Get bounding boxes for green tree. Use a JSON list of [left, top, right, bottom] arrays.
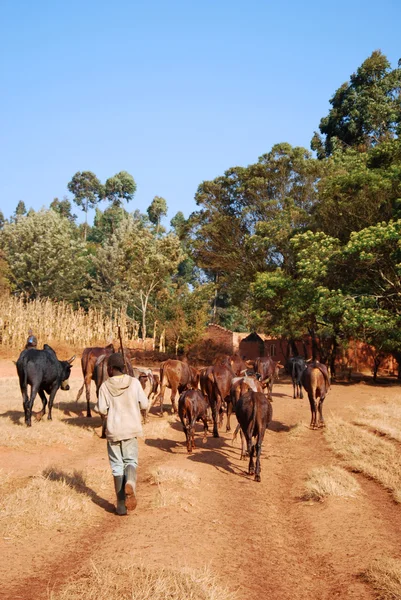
[[311, 51, 401, 158], [93, 215, 183, 339], [0, 211, 5, 230], [11, 201, 27, 222], [50, 197, 77, 223], [104, 171, 136, 207], [0, 209, 90, 304], [147, 196, 167, 234], [67, 171, 103, 240]]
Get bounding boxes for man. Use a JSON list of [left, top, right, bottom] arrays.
[[96, 352, 149, 516], [25, 329, 38, 350]]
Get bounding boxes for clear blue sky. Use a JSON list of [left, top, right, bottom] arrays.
[[1, 0, 400, 225]]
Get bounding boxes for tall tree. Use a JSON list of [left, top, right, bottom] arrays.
[[104, 171, 136, 207], [147, 196, 167, 234], [311, 51, 401, 158], [11, 201, 27, 222], [50, 197, 77, 223], [67, 171, 103, 240], [0, 209, 90, 304]]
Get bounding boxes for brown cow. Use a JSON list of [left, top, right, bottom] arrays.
[[301, 361, 330, 429], [229, 353, 248, 376], [157, 359, 199, 415], [178, 389, 209, 453], [253, 356, 282, 400], [227, 375, 263, 432], [200, 362, 234, 437], [233, 390, 272, 482], [76, 344, 115, 417]]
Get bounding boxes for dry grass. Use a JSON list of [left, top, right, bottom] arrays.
[[0, 294, 141, 351], [148, 465, 200, 508], [362, 557, 401, 600], [0, 467, 98, 538], [354, 403, 401, 444], [149, 465, 200, 488], [0, 415, 94, 448], [324, 418, 401, 502], [303, 466, 360, 501], [0, 468, 11, 489], [50, 562, 237, 600], [288, 421, 307, 439]]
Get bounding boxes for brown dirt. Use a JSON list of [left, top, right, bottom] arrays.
[[1, 367, 401, 599]]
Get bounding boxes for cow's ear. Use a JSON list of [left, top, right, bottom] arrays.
[[67, 355, 76, 364]]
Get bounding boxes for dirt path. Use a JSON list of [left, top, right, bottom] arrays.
[[1, 375, 401, 599]]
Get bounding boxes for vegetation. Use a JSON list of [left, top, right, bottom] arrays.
[[0, 50, 400, 361], [303, 466, 360, 501]]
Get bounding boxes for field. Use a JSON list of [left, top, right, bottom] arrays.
[[1, 359, 401, 599]]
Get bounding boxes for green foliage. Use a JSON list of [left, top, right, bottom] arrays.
[[312, 51, 401, 158], [0, 210, 90, 304], [50, 197, 77, 223], [104, 171, 136, 207], [147, 196, 167, 233], [67, 171, 103, 210]]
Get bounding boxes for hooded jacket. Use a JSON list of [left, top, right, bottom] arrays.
[[96, 375, 149, 442]]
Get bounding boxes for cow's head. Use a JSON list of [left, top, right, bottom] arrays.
[[60, 355, 75, 390]]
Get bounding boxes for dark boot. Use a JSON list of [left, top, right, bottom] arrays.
[[113, 475, 127, 516], [124, 465, 137, 511]]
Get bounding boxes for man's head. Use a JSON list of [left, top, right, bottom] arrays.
[[107, 353, 126, 377]]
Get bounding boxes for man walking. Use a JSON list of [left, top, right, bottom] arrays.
[[96, 352, 149, 515]]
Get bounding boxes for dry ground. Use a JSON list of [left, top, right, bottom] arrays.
[[1, 358, 401, 599]]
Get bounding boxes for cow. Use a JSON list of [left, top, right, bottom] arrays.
[[200, 362, 234, 437], [133, 367, 158, 423], [227, 375, 263, 432], [16, 345, 75, 427], [92, 351, 134, 438], [301, 361, 330, 429], [157, 359, 199, 415], [229, 353, 248, 376], [76, 343, 115, 418], [178, 389, 209, 453], [287, 356, 307, 399], [233, 390, 272, 482], [253, 357, 279, 399]]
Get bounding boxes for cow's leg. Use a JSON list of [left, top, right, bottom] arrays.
[[35, 389, 48, 421], [299, 382, 304, 399], [292, 379, 296, 399], [47, 383, 61, 421], [254, 440, 263, 482], [226, 400, 232, 432], [248, 438, 255, 476], [308, 394, 317, 429], [191, 418, 196, 450], [318, 396, 325, 427], [25, 385, 39, 427], [201, 413, 208, 442], [85, 378, 92, 418], [211, 399, 219, 438], [170, 385, 179, 414]]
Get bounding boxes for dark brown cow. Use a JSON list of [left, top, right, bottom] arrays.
[[93, 352, 134, 438], [76, 344, 115, 417], [227, 375, 263, 432], [253, 356, 281, 399], [229, 353, 248, 376], [200, 362, 234, 437], [178, 389, 209, 453], [233, 390, 272, 482], [157, 359, 199, 415], [133, 367, 159, 423], [301, 361, 330, 429]]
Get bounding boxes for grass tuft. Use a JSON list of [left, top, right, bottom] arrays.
[[362, 557, 401, 600], [49, 562, 237, 600], [149, 465, 200, 488], [324, 417, 401, 502], [303, 466, 360, 501]]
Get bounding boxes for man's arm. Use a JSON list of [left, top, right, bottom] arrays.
[[95, 384, 109, 416], [134, 379, 149, 411]]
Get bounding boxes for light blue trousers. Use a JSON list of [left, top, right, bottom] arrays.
[[107, 438, 138, 481]]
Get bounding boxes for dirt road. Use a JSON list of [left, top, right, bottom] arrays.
[[1, 366, 401, 599]]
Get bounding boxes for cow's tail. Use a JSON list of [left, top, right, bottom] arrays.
[[76, 383, 85, 402], [76, 351, 89, 402], [249, 395, 258, 439], [232, 423, 241, 445]]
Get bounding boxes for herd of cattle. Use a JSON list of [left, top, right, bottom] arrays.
[[15, 338, 331, 482]]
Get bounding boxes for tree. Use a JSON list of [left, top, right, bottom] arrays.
[[0, 211, 5, 230], [147, 196, 167, 234], [311, 51, 401, 158], [11, 201, 27, 222], [67, 171, 103, 240], [0, 209, 90, 304], [93, 215, 183, 339], [50, 197, 77, 223], [104, 171, 136, 207]]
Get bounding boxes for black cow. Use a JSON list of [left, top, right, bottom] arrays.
[[178, 389, 209, 453], [233, 390, 272, 482], [287, 356, 307, 399], [16, 345, 75, 427]]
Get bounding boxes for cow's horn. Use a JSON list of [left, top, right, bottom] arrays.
[[67, 355, 76, 364]]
